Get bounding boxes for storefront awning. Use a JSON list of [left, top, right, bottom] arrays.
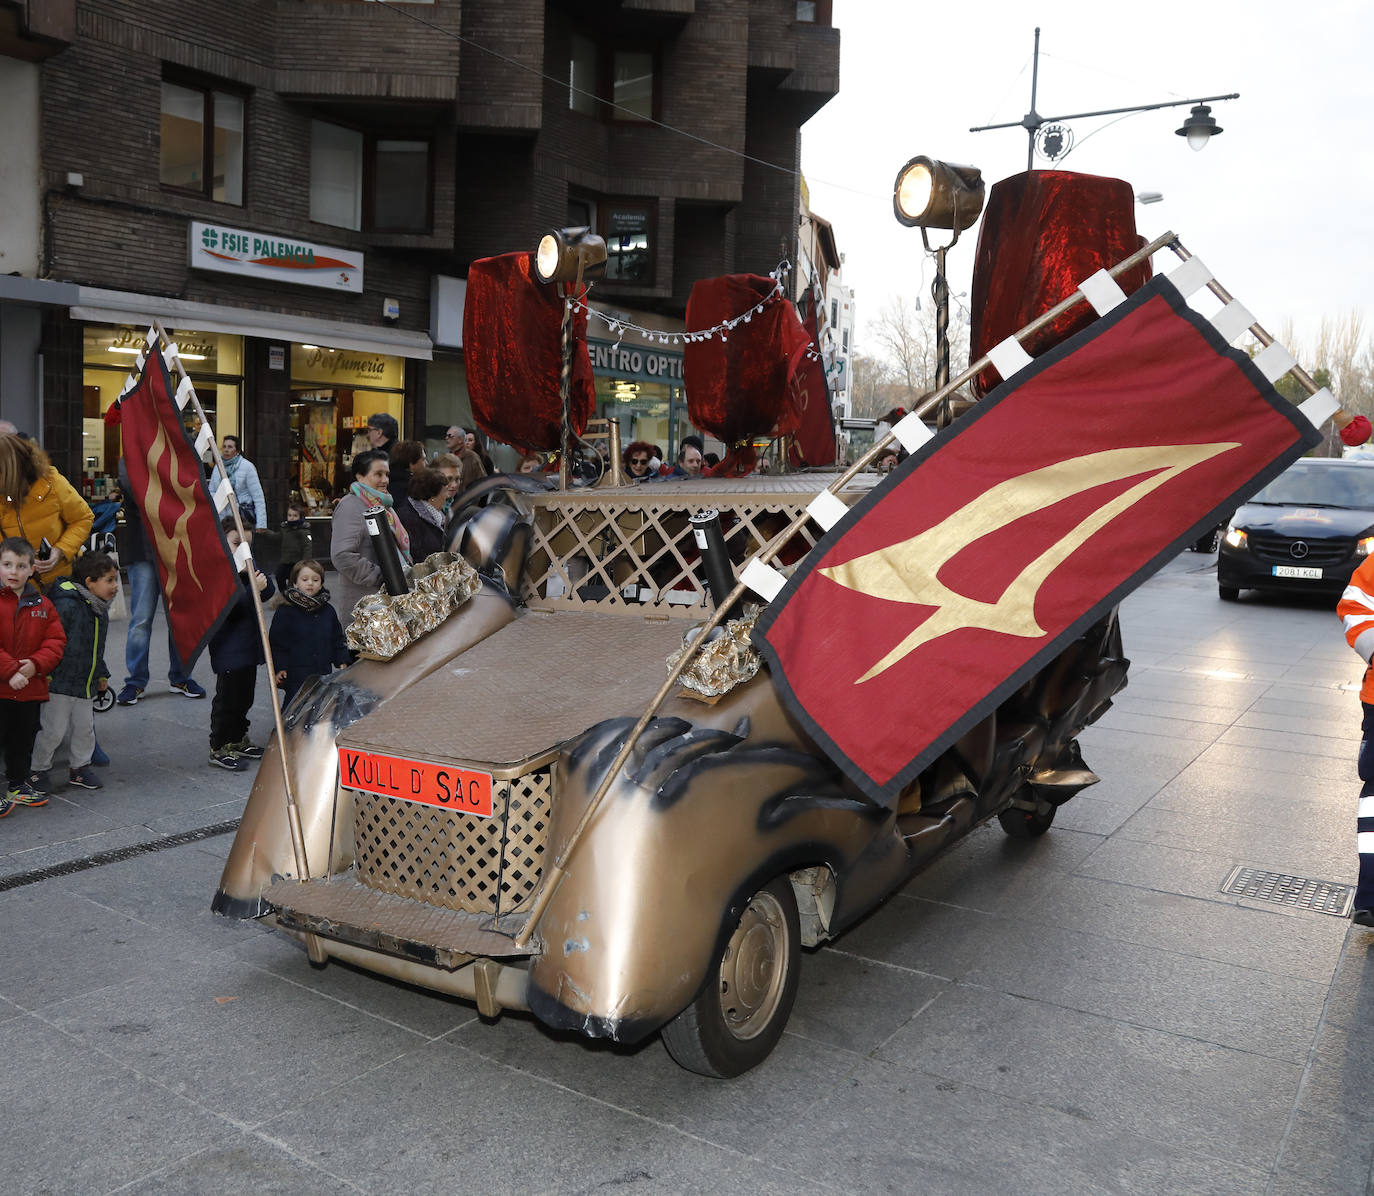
[[71, 287, 433, 360]]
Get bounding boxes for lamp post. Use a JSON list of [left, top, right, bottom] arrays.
[[533, 226, 607, 488], [971, 27, 1238, 169], [891, 157, 986, 417]]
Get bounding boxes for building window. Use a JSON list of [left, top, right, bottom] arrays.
[[796, 1, 817, 19], [842, 328, 849, 353], [569, 34, 598, 116], [309, 120, 431, 233], [568, 195, 596, 229], [310, 120, 363, 230], [160, 80, 244, 204], [604, 202, 653, 284], [372, 139, 430, 232], [830, 298, 838, 326], [612, 50, 654, 121]]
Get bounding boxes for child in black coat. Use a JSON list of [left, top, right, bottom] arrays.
[[208, 520, 274, 771], [269, 559, 351, 707]]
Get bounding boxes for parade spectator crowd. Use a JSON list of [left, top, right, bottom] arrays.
[[0, 416, 742, 813]]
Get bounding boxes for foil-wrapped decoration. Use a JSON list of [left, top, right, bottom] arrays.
[[667, 608, 762, 698], [346, 552, 481, 660]]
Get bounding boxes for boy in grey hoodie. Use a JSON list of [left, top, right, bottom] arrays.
[[30, 552, 118, 791]]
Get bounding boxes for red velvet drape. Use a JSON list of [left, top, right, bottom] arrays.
[[968, 170, 1152, 397], [463, 252, 596, 452]]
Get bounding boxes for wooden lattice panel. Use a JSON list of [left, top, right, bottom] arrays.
[[521, 494, 834, 618], [353, 767, 552, 915]]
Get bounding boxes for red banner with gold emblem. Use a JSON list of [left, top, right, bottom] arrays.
[[118, 350, 240, 666], [753, 277, 1322, 802]]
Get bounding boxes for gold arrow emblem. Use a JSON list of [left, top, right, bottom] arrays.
[[821, 442, 1238, 683]]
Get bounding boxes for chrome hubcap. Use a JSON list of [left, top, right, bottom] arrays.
[[718, 890, 787, 1040]]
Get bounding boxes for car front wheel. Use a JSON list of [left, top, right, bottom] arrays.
[[661, 876, 801, 1078]]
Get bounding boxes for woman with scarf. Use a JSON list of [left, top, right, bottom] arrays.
[[395, 467, 449, 562], [216, 436, 266, 530], [328, 450, 412, 619]]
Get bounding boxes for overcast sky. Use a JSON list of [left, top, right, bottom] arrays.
[[799, 0, 1374, 365]]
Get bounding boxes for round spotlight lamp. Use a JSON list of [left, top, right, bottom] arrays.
[[892, 157, 986, 232], [534, 226, 608, 285], [1175, 104, 1222, 151]]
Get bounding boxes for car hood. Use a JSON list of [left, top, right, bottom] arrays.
[[1234, 502, 1374, 539]]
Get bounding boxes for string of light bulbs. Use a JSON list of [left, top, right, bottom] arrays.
[[566, 263, 816, 356]]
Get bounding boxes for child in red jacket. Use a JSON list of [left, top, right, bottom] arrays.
[[0, 537, 67, 814]]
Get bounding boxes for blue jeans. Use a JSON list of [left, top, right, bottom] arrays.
[[123, 560, 191, 690]]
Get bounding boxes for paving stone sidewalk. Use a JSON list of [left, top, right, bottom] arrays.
[[2, 554, 1372, 1194]]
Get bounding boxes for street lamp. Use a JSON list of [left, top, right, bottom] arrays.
[[532, 226, 607, 488], [891, 157, 985, 401], [970, 28, 1238, 170]]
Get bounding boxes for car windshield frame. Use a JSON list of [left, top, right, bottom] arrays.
[[1246, 464, 1374, 510]]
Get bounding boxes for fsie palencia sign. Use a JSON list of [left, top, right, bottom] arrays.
[[188, 221, 364, 293]]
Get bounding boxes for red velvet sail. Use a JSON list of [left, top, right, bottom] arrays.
[[969, 170, 1152, 397], [463, 252, 596, 452]]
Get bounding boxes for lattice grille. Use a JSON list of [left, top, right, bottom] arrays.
[[353, 767, 552, 915], [522, 496, 826, 618]]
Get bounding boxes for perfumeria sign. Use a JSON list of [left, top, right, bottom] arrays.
[[188, 222, 364, 293]]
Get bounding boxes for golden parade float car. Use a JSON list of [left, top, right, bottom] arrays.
[[213, 467, 1127, 1077], [213, 166, 1335, 1076]]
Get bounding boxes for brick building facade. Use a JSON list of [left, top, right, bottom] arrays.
[[0, 0, 839, 517]]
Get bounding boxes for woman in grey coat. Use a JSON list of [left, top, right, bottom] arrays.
[[329, 450, 412, 619]]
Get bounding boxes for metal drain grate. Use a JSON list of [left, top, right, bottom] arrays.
[[1221, 865, 1354, 917], [0, 819, 241, 893]]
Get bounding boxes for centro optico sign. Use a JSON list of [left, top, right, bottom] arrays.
[[588, 338, 684, 384], [188, 221, 364, 293]]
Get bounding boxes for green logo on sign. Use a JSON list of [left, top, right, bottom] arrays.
[[201, 227, 218, 249]]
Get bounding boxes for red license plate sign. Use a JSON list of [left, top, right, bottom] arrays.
[[337, 747, 493, 817]]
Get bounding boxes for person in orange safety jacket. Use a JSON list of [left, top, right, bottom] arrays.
[[1336, 556, 1374, 926]]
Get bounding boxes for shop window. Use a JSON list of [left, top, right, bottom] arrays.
[[309, 120, 432, 233], [160, 79, 244, 204], [604, 202, 654, 285]]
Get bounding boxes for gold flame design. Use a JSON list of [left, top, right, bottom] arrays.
[[142, 418, 206, 603], [821, 442, 1239, 683]]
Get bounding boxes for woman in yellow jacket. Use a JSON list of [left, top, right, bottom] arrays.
[[0, 434, 93, 589]]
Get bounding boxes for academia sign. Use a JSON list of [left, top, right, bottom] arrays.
[[188, 221, 364, 293]]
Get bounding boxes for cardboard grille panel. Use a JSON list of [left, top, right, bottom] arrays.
[[522, 492, 833, 618], [354, 766, 552, 915]]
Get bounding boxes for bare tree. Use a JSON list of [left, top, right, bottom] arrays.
[[848, 352, 901, 419], [867, 294, 970, 407]]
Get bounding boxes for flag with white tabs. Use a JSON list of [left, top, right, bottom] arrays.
[[752, 272, 1323, 803], [115, 342, 241, 667]]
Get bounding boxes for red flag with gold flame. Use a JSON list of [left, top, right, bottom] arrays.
[[118, 351, 240, 666], [753, 276, 1321, 802]]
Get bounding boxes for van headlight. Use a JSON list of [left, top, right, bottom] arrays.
[[1357, 536, 1374, 558], [1223, 526, 1248, 549]]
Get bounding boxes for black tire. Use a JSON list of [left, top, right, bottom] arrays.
[[998, 802, 1056, 839], [1218, 584, 1240, 601], [661, 876, 801, 1078]]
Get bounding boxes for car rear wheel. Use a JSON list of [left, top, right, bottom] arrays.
[[1218, 584, 1240, 601], [661, 876, 800, 1078]]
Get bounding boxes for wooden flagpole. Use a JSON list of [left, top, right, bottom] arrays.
[[513, 229, 1351, 948], [147, 322, 311, 881]]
